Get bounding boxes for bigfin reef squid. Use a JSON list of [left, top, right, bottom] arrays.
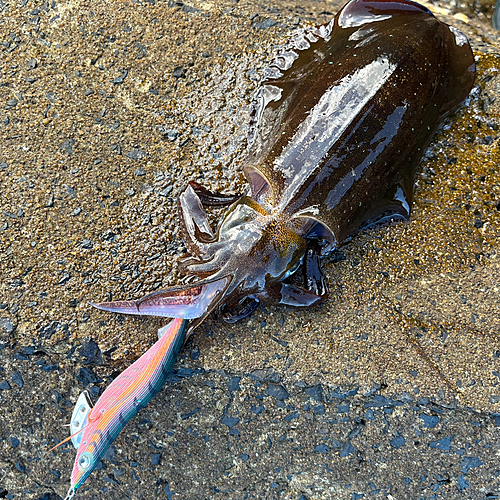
[[54, 1, 476, 497]]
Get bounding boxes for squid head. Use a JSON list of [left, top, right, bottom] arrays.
[[92, 179, 328, 335]]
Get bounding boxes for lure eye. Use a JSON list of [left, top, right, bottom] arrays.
[[77, 452, 93, 471]]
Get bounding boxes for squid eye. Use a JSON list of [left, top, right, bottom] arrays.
[[77, 452, 93, 471]]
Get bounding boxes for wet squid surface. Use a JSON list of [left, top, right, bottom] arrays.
[[90, 0, 477, 333]]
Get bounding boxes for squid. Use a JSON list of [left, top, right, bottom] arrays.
[[54, 0, 476, 496], [93, 0, 475, 333]]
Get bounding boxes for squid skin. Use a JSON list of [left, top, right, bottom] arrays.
[[59, 318, 188, 500], [94, 0, 476, 332], [60, 0, 476, 496]]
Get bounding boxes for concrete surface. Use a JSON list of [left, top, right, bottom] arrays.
[[0, 0, 499, 498]]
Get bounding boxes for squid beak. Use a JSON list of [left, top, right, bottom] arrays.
[[89, 276, 231, 320]]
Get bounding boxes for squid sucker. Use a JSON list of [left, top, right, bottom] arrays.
[[57, 0, 476, 497]]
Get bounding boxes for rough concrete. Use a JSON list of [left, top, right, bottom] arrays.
[[0, 0, 499, 498]]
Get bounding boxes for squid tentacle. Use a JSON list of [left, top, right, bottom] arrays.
[[178, 184, 215, 256], [188, 181, 241, 207]]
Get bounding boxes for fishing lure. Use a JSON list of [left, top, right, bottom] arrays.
[[57, 0, 476, 495], [53, 317, 188, 500], [94, 0, 476, 333]]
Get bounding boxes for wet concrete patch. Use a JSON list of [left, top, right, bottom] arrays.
[[1, 340, 499, 499]]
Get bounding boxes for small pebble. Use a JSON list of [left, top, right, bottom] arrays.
[[461, 456, 483, 474], [15, 461, 26, 473], [306, 385, 323, 401], [314, 444, 330, 454], [61, 139, 75, 155], [0, 318, 15, 334], [228, 377, 240, 392], [390, 435, 406, 449], [11, 371, 23, 388], [172, 67, 185, 78], [339, 442, 355, 457], [254, 18, 276, 29], [419, 414, 439, 428], [429, 436, 454, 451], [265, 384, 289, 401], [251, 405, 264, 415], [80, 239, 94, 249], [112, 69, 128, 84], [222, 415, 239, 428], [159, 186, 173, 197], [126, 148, 148, 160], [164, 129, 179, 141]]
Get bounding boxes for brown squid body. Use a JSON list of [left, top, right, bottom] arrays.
[[93, 0, 476, 334]]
